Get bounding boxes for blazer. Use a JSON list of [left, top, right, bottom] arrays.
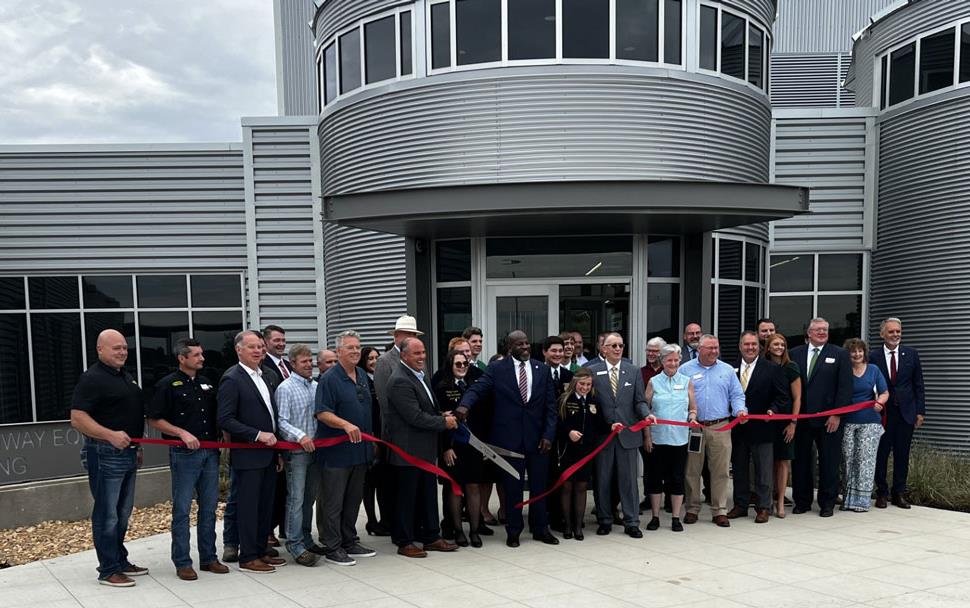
[[260, 358, 288, 389], [869, 345, 925, 424], [789, 343, 853, 427], [384, 363, 448, 465], [586, 359, 649, 449], [735, 358, 791, 444], [373, 347, 400, 416], [459, 357, 558, 454], [217, 364, 278, 470], [550, 366, 573, 398]]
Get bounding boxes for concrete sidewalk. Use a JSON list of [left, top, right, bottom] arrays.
[[3, 503, 970, 608]]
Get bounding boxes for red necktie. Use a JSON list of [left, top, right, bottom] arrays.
[[518, 362, 529, 404], [279, 360, 290, 379], [889, 351, 897, 385]]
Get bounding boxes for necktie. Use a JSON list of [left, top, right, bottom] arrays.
[[889, 351, 897, 384], [278, 360, 290, 379], [518, 361, 529, 404], [808, 347, 820, 377], [740, 363, 750, 391], [610, 366, 619, 398], [457, 379, 467, 391], [553, 369, 559, 384]]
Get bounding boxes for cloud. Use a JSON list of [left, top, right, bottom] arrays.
[[0, 0, 279, 144]]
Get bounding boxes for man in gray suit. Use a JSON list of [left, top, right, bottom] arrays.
[[385, 337, 459, 558], [589, 332, 651, 538]]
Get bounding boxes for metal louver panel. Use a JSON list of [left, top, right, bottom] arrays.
[[770, 54, 842, 108], [871, 93, 970, 453], [770, 112, 871, 250], [0, 145, 246, 272], [322, 223, 407, 348], [275, 0, 319, 116]]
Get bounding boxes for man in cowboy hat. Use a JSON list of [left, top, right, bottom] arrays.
[[374, 315, 425, 416]]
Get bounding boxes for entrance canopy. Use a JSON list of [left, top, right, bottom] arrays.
[[324, 180, 809, 238]]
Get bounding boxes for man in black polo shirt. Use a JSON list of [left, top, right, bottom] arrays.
[[147, 338, 229, 581], [70, 329, 148, 588]]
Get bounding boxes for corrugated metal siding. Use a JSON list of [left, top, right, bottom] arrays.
[[315, 0, 402, 45], [717, 223, 769, 241], [275, 0, 319, 116], [772, 0, 896, 53], [851, 0, 970, 107], [722, 0, 778, 32], [871, 93, 970, 453], [244, 122, 322, 346], [321, 68, 772, 195], [0, 146, 246, 272], [321, 223, 407, 348], [770, 113, 870, 249]]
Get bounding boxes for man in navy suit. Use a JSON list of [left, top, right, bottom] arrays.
[[457, 330, 560, 547], [870, 317, 925, 509], [217, 330, 285, 573], [789, 318, 853, 517]]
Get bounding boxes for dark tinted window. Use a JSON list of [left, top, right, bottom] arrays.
[[431, 2, 452, 69], [747, 24, 763, 87], [192, 311, 242, 382], [646, 283, 679, 344], [324, 42, 337, 103], [744, 286, 760, 333], [508, 0, 556, 60], [486, 236, 632, 279], [919, 28, 955, 95], [400, 11, 413, 75], [616, 0, 658, 62], [457, 0, 501, 65], [880, 54, 889, 109], [84, 312, 137, 378], [961, 23, 970, 83], [137, 275, 187, 308], [717, 285, 742, 365], [817, 294, 862, 346], [563, 0, 609, 58], [769, 254, 813, 292], [365, 16, 396, 84], [31, 313, 82, 421], [699, 5, 717, 70], [718, 239, 742, 281], [0, 277, 26, 309], [436, 287, 472, 367], [436, 240, 472, 282], [28, 276, 78, 309], [720, 12, 745, 79], [818, 254, 863, 291], [139, 312, 190, 396], [647, 237, 679, 278], [0, 314, 31, 424], [769, 295, 813, 347], [83, 275, 133, 309], [340, 28, 362, 93], [190, 274, 241, 308], [663, 0, 682, 64], [889, 42, 916, 105], [744, 242, 761, 283]]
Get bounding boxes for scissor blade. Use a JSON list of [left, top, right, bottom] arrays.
[[486, 444, 525, 459], [466, 431, 521, 480]]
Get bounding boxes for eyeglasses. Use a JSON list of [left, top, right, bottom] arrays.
[[607, 344, 625, 349], [453, 361, 469, 368]]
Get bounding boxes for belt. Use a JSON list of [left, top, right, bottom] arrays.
[[699, 417, 729, 427]]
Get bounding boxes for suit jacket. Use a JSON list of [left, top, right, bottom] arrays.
[[260, 357, 288, 389], [217, 364, 278, 469], [869, 345, 925, 424], [550, 366, 573, 398], [459, 357, 557, 454], [789, 343, 852, 427], [586, 359, 649, 449], [735, 358, 791, 444], [384, 363, 448, 465], [373, 347, 400, 417]]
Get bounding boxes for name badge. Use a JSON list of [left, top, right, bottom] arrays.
[[692, 373, 703, 380], [200, 384, 212, 391], [623, 381, 632, 387], [825, 357, 836, 364], [673, 384, 685, 390], [596, 370, 608, 376]]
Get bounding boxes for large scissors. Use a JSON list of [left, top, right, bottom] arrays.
[[452, 423, 524, 480]]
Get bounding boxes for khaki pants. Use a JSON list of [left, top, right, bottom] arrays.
[[685, 420, 732, 517]]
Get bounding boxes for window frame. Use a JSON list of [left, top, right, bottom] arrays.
[[710, 234, 766, 339], [696, 2, 770, 94]]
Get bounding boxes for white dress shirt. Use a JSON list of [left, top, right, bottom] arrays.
[[239, 362, 275, 435]]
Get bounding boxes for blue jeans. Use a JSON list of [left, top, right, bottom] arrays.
[[284, 451, 318, 556], [170, 448, 220, 568], [223, 467, 238, 548], [82, 441, 137, 579]]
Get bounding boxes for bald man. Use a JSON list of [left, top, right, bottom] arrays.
[[316, 349, 338, 380], [71, 329, 148, 588]]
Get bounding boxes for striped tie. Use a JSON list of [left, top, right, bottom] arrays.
[[740, 363, 750, 391], [610, 366, 619, 398], [518, 361, 529, 404]]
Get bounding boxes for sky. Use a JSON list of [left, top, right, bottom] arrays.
[[0, 0, 278, 144]]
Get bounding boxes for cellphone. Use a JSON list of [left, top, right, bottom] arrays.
[[688, 430, 703, 453]]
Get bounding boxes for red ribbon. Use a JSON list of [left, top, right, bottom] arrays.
[[515, 400, 878, 508], [132, 433, 463, 497]]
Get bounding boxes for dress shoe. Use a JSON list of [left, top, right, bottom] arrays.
[[200, 561, 229, 574], [596, 524, 612, 535], [819, 508, 834, 518], [176, 567, 198, 581], [239, 560, 275, 573], [792, 506, 809, 514], [726, 507, 748, 519], [98, 573, 135, 587], [454, 530, 470, 547], [469, 532, 483, 548], [122, 564, 149, 576], [506, 534, 520, 548], [397, 544, 427, 558], [712, 515, 731, 527], [262, 556, 286, 566], [533, 531, 560, 545], [754, 509, 770, 524], [295, 551, 320, 567], [222, 545, 239, 563], [683, 512, 698, 525], [268, 534, 281, 547], [646, 516, 660, 531], [264, 546, 280, 558], [891, 495, 911, 509], [573, 528, 584, 541], [365, 522, 391, 536], [624, 526, 643, 538], [875, 495, 888, 509], [476, 523, 495, 536], [563, 529, 573, 540], [425, 538, 459, 552], [671, 518, 684, 532]]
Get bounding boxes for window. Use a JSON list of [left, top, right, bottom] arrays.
[[720, 12, 745, 80], [699, 5, 717, 71], [365, 16, 396, 84], [400, 11, 413, 76], [747, 24, 763, 88], [616, 0, 659, 63], [889, 42, 916, 105], [711, 236, 765, 365], [919, 27, 955, 94], [435, 287, 472, 367], [962, 23, 970, 83], [646, 237, 680, 278], [880, 54, 889, 110], [339, 28, 362, 93], [0, 273, 245, 425], [323, 42, 337, 104], [508, 0, 556, 60], [664, 0, 683, 65], [698, 4, 767, 89], [486, 236, 633, 279], [563, 0, 610, 59], [457, 0, 501, 65], [431, 2, 452, 69], [436, 240, 472, 282]]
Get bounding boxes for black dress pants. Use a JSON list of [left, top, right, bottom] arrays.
[[792, 423, 843, 511], [503, 453, 549, 537], [875, 404, 915, 497], [235, 461, 278, 564], [392, 465, 441, 547]]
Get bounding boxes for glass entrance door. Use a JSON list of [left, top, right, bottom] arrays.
[[485, 285, 558, 357]]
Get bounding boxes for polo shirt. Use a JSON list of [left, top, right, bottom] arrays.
[[314, 364, 374, 468], [145, 370, 219, 442], [71, 361, 145, 438]]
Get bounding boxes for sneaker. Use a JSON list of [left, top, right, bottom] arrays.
[[99, 573, 135, 587], [345, 543, 377, 558], [324, 548, 356, 566]]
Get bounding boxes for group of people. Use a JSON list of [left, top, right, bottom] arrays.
[[69, 312, 924, 588]]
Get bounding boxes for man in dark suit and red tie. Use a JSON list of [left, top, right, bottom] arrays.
[[457, 330, 560, 548], [217, 330, 285, 573], [789, 317, 853, 517], [870, 317, 925, 509]]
